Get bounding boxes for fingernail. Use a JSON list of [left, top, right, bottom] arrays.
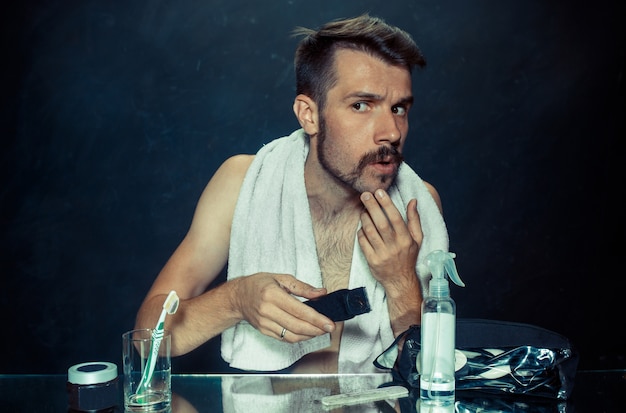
[[376, 189, 385, 198], [362, 192, 371, 201], [324, 324, 334, 333]]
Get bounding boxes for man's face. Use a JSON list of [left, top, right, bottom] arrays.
[[315, 49, 413, 194]]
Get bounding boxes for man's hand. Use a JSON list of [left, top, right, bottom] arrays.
[[231, 273, 335, 342], [357, 189, 423, 334], [357, 189, 422, 290]]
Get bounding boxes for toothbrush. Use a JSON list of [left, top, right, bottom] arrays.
[[136, 290, 179, 396]]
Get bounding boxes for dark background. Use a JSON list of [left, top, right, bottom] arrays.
[[2, 0, 623, 374]]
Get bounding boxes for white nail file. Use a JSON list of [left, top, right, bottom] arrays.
[[321, 385, 409, 407]]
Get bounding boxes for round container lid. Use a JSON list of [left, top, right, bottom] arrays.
[[68, 362, 118, 385]]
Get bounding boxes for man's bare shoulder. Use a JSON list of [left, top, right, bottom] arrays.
[[421, 180, 443, 213], [223, 154, 256, 171], [218, 154, 255, 177], [191, 154, 255, 221], [189, 154, 255, 238], [207, 154, 255, 190]]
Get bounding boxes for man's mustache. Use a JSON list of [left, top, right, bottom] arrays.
[[357, 146, 404, 171]]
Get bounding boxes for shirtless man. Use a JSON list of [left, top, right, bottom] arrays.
[[135, 14, 443, 373]]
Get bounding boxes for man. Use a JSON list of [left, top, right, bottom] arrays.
[[135, 14, 449, 374]]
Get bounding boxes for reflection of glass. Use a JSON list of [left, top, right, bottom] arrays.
[[416, 399, 455, 413], [126, 390, 170, 412], [221, 374, 394, 413]]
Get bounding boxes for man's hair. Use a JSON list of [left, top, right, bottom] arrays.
[[292, 14, 426, 110]]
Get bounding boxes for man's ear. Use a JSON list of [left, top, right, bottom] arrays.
[[293, 94, 319, 136]]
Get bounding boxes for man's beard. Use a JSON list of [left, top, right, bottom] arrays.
[[316, 116, 404, 193]]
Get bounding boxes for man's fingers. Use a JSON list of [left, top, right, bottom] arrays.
[[270, 275, 336, 337], [406, 198, 423, 248], [360, 190, 410, 237], [275, 274, 327, 299]]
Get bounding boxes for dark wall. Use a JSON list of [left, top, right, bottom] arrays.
[[2, 0, 623, 374]]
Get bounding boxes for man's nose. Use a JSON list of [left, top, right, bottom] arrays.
[[374, 111, 402, 146]]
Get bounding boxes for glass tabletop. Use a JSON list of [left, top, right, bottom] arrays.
[[0, 370, 623, 412]]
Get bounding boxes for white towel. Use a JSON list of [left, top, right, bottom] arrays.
[[221, 129, 449, 371]]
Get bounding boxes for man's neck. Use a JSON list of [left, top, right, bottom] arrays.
[[304, 155, 362, 221]]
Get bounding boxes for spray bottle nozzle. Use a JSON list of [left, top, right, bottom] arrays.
[[425, 250, 464, 297]]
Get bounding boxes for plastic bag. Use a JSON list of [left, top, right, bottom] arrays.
[[374, 319, 578, 401]]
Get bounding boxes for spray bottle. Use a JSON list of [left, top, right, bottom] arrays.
[[419, 250, 465, 406]]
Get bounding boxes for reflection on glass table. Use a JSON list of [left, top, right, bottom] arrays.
[[0, 370, 623, 412]]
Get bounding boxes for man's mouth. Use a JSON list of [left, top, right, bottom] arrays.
[[356, 147, 404, 175], [370, 157, 398, 174], [375, 156, 395, 165]]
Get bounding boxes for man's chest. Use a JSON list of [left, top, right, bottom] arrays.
[[312, 217, 359, 292]]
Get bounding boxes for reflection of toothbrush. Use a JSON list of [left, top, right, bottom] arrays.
[[136, 290, 179, 395]]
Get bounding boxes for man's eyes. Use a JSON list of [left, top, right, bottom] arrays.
[[351, 102, 409, 115], [352, 102, 369, 112], [392, 105, 408, 116]]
